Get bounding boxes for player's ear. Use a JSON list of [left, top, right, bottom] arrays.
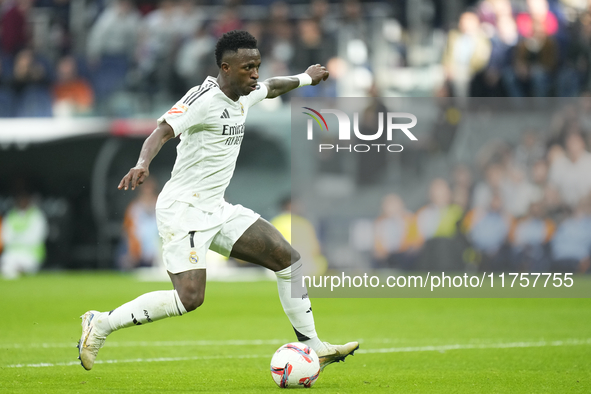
[[221, 62, 230, 74]]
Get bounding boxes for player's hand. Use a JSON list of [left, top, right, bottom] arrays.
[[118, 165, 149, 191], [306, 64, 329, 86]]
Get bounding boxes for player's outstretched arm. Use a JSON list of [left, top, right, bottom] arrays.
[[263, 64, 329, 99], [118, 121, 175, 191]]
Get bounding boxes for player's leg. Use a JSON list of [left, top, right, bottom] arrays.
[[228, 217, 359, 370], [229, 218, 316, 341], [78, 269, 206, 371], [228, 216, 297, 270], [78, 203, 203, 370], [168, 268, 206, 312], [88, 268, 205, 336], [78, 282, 188, 370]]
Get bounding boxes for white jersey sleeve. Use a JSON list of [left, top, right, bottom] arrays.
[[157, 86, 211, 136], [242, 82, 268, 109]]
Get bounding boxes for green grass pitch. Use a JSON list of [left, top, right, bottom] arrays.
[[0, 272, 590, 393]]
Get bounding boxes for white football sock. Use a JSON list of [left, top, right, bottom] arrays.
[[301, 336, 329, 354], [275, 262, 327, 354], [94, 290, 186, 336]]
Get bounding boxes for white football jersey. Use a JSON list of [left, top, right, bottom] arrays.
[[156, 76, 268, 212]]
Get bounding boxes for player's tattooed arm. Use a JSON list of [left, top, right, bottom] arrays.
[[118, 121, 175, 191], [263, 64, 329, 99]]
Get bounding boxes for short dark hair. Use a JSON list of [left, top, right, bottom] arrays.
[[215, 30, 258, 68]]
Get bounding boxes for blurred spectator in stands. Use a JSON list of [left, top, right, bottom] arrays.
[[550, 196, 591, 273], [118, 178, 160, 270], [43, 0, 73, 57], [373, 194, 417, 270], [430, 96, 462, 153], [262, 1, 295, 78], [10, 49, 52, 117], [544, 184, 570, 224], [337, 0, 373, 97], [543, 145, 570, 222], [9, 48, 52, 116], [515, 0, 559, 38], [243, 20, 264, 44], [267, 1, 291, 34], [86, 0, 140, 104], [557, 12, 591, 97], [338, 0, 370, 51], [579, 92, 591, 130], [559, 0, 589, 13], [463, 193, 512, 271], [269, 22, 295, 78], [0, 0, 32, 56], [510, 200, 554, 272], [271, 196, 327, 276], [252, 2, 290, 81], [549, 132, 591, 207], [86, 0, 141, 64], [475, 0, 515, 97], [479, 0, 514, 26], [515, 130, 546, 170], [0, 57, 12, 117], [505, 19, 558, 97], [356, 85, 388, 185], [472, 162, 506, 209], [134, 0, 181, 97], [175, 0, 205, 41], [474, 139, 509, 172], [137, 0, 183, 95], [417, 178, 464, 242], [546, 141, 565, 168], [211, 5, 242, 38], [504, 165, 540, 218], [531, 158, 549, 194], [310, 0, 339, 36], [416, 178, 465, 270], [499, 140, 516, 173], [52, 55, 94, 117], [10, 49, 48, 94], [136, 0, 156, 15], [0, 183, 48, 280], [175, 24, 215, 91], [0, 57, 6, 86], [293, 18, 335, 76], [452, 164, 474, 211], [471, 14, 517, 97], [442, 11, 491, 98], [548, 103, 583, 146]]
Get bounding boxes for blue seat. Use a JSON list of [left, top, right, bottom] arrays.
[[15, 86, 53, 117], [0, 87, 14, 117], [0, 52, 14, 77], [91, 55, 129, 101]]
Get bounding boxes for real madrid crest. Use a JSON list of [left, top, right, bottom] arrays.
[[189, 251, 199, 264], [240, 102, 244, 116]]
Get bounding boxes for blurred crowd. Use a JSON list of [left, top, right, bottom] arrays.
[[443, 0, 591, 99], [0, 0, 366, 117], [4, 0, 591, 276], [4, 0, 591, 117], [371, 102, 591, 274]]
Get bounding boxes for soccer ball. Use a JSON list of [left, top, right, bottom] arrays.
[[270, 342, 320, 388]]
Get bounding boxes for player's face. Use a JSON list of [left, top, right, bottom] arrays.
[[224, 48, 261, 97]]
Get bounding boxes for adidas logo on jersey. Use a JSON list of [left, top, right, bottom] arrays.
[[220, 109, 230, 119]]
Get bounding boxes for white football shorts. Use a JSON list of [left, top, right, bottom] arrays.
[[155, 200, 260, 273]]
